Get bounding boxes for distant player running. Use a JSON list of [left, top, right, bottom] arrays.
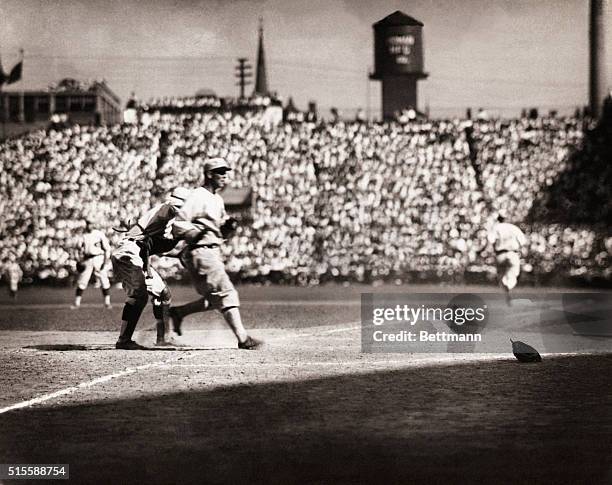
[[2, 255, 23, 300], [170, 158, 263, 350], [112, 187, 192, 350], [72, 219, 112, 309], [488, 213, 527, 306]]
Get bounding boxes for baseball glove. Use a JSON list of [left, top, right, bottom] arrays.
[[220, 217, 239, 239], [76, 261, 86, 273]]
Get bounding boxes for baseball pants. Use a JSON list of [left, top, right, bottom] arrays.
[[181, 246, 239, 310], [111, 240, 169, 304], [76, 255, 111, 291], [496, 251, 521, 290]]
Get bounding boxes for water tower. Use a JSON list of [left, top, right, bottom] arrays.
[[370, 11, 428, 120]]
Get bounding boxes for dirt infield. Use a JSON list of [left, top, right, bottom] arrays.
[[0, 285, 611, 484]]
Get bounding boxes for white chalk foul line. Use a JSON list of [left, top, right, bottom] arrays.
[[0, 322, 362, 414], [0, 300, 361, 310], [269, 322, 362, 342], [8, 320, 592, 415], [158, 355, 513, 369], [0, 353, 197, 415]]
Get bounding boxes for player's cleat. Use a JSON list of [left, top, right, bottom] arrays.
[[169, 308, 183, 336], [238, 336, 264, 350], [105, 303, 113, 309], [70, 304, 80, 310], [115, 339, 147, 350]]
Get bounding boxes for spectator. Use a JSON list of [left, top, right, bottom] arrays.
[[0, 106, 609, 286]]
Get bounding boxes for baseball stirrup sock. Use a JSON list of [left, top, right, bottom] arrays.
[[119, 303, 145, 341], [154, 304, 172, 341], [152, 300, 163, 320], [153, 301, 163, 342], [173, 298, 208, 318], [122, 302, 145, 322]]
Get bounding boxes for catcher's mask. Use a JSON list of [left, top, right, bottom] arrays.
[[167, 187, 191, 210]]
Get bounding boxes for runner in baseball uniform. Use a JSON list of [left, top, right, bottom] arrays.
[[72, 219, 112, 309], [2, 255, 23, 300], [112, 187, 192, 350], [170, 158, 263, 350], [488, 213, 527, 306]]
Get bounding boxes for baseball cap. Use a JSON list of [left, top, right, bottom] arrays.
[[204, 157, 231, 173]]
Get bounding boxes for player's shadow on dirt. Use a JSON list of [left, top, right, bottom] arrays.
[[23, 344, 199, 351], [1, 354, 611, 485], [24, 344, 105, 351]]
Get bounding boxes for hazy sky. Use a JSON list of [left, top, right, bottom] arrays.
[[0, 0, 610, 117]]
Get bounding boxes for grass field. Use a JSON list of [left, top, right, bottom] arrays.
[[0, 283, 611, 484]]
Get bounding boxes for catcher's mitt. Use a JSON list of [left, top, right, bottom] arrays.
[[220, 217, 239, 239], [76, 261, 86, 273]]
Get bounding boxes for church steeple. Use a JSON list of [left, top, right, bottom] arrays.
[[254, 17, 269, 96]]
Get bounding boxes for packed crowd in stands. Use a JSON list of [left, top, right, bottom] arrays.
[[0, 104, 610, 286], [140, 93, 280, 115], [144, 95, 222, 113]]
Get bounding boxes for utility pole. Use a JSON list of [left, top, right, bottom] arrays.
[[235, 58, 253, 100], [589, 0, 607, 118], [366, 67, 371, 122]]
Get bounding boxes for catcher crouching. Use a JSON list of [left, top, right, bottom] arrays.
[[112, 187, 192, 350]]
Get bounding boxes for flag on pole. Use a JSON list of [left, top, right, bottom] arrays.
[[7, 59, 22, 84], [0, 49, 23, 88], [0, 56, 6, 86]]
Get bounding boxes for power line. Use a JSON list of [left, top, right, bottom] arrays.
[[430, 75, 585, 88], [23, 53, 586, 89], [25, 54, 236, 61], [268, 59, 366, 74]]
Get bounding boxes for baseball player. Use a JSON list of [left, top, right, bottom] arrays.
[[72, 219, 112, 309], [488, 213, 527, 306], [112, 187, 192, 350], [170, 158, 263, 350], [2, 255, 23, 300]]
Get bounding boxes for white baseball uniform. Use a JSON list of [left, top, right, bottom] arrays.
[[488, 222, 527, 290], [3, 261, 23, 295], [76, 229, 111, 291], [172, 187, 239, 310], [112, 202, 180, 304]]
